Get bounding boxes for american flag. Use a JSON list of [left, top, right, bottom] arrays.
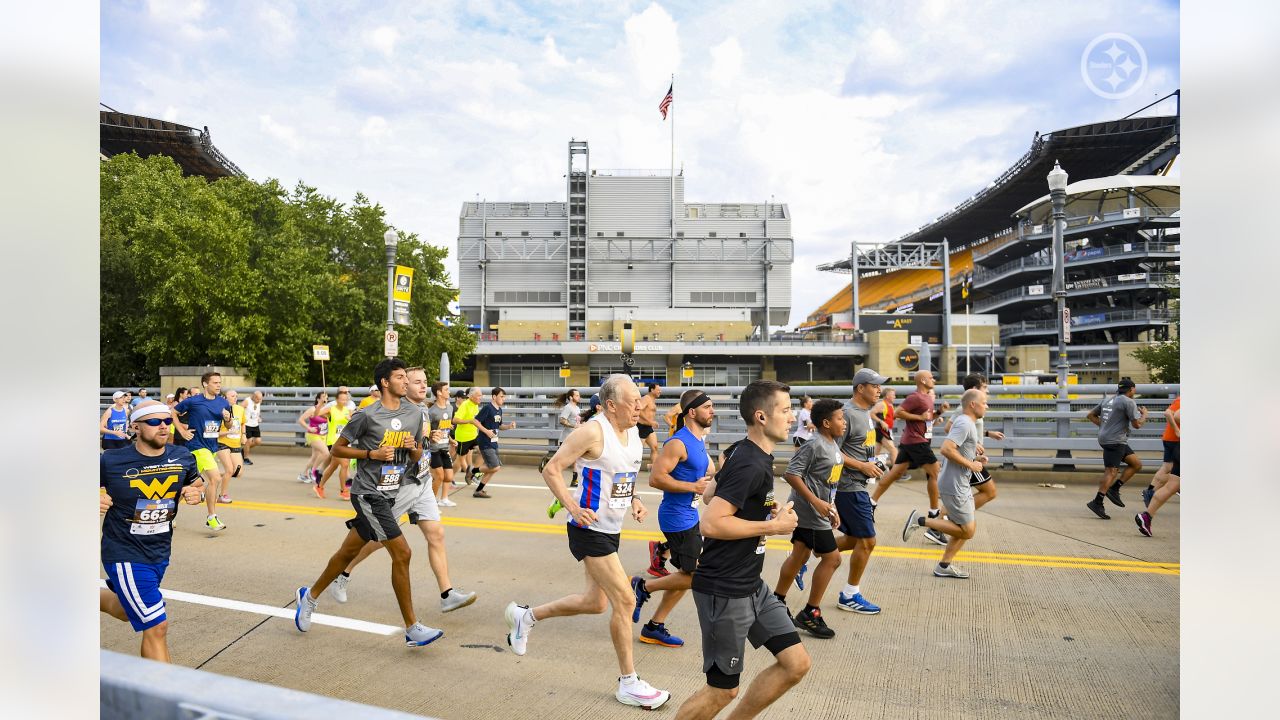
[[658, 83, 673, 120]]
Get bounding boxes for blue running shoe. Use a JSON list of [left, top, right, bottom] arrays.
[[294, 586, 316, 632], [836, 591, 881, 615], [639, 622, 684, 647], [631, 576, 651, 623], [795, 563, 808, 591], [1142, 485, 1155, 507]]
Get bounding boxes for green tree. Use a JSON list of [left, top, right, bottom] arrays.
[[1129, 339, 1180, 383]]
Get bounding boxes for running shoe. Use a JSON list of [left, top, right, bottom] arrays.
[[243, 457, 254, 465], [615, 677, 670, 710], [630, 576, 651, 623], [473, 489, 491, 499], [836, 592, 881, 615], [795, 562, 808, 591], [569, 477, 578, 487], [464, 471, 475, 485], [1135, 511, 1153, 537], [313, 483, 325, 499], [902, 473, 913, 482], [339, 490, 350, 501], [405, 622, 444, 647], [312, 469, 322, 483], [206, 515, 226, 532], [639, 622, 684, 647], [547, 498, 563, 519], [331, 574, 349, 603], [218, 495, 233, 504], [933, 564, 970, 579], [441, 588, 477, 613], [646, 541, 669, 578], [294, 586, 316, 632], [1086, 498, 1111, 519], [1141, 485, 1155, 507], [1106, 484, 1125, 508], [297, 472, 312, 483], [439, 497, 457, 507], [924, 528, 948, 546], [792, 607, 835, 639], [505, 602, 533, 656], [902, 509, 921, 542]]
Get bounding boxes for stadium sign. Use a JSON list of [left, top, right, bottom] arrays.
[[858, 314, 943, 343], [897, 348, 919, 370]]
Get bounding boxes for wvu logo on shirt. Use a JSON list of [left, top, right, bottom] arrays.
[[129, 474, 179, 500], [380, 430, 411, 447]]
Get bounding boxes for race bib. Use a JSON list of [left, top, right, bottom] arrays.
[[227, 419, 241, 440], [378, 464, 405, 492], [314, 421, 328, 436], [756, 536, 767, 555], [608, 472, 637, 509], [130, 498, 175, 536], [202, 420, 220, 439], [110, 421, 127, 434]]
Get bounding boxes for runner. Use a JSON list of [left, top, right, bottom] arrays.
[[214, 389, 245, 504], [1136, 397, 1179, 537], [544, 388, 582, 518], [872, 387, 897, 465], [636, 382, 663, 469], [130, 388, 149, 408], [791, 395, 814, 448], [169, 388, 190, 446], [241, 390, 263, 465], [630, 389, 717, 648], [870, 371, 943, 532], [902, 388, 989, 579], [314, 388, 354, 499], [425, 381, 458, 507], [1085, 378, 1148, 519], [677, 379, 810, 720], [358, 385, 380, 410], [943, 374, 1006, 517], [100, 391, 131, 450], [504, 374, 670, 710], [771, 397, 847, 638], [171, 372, 233, 533], [293, 358, 444, 647], [100, 401, 204, 662], [453, 387, 483, 485], [471, 387, 515, 498], [329, 368, 476, 614], [296, 392, 330, 484], [1143, 395, 1180, 508]]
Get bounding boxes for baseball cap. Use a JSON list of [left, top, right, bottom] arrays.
[[369, 385, 378, 393], [165, 393, 175, 400], [853, 368, 889, 387], [1117, 378, 1136, 391], [589, 393, 602, 411], [112, 391, 125, 400]]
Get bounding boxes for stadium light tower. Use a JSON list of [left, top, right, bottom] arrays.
[[1047, 161, 1070, 443], [384, 228, 399, 357]]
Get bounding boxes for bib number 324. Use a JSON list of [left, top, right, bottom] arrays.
[[608, 472, 637, 509]]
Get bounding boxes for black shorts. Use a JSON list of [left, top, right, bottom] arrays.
[[566, 523, 620, 561], [663, 527, 703, 572], [245, 426, 261, 439], [217, 443, 242, 454], [791, 526, 838, 554], [895, 443, 937, 469], [101, 437, 130, 450], [456, 439, 479, 457], [637, 423, 654, 440], [1101, 443, 1135, 469], [429, 449, 453, 469], [346, 492, 403, 543], [1162, 440, 1180, 476], [875, 428, 891, 444], [970, 468, 993, 486]]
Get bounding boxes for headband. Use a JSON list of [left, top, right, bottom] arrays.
[[130, 404, 171, 422], [675, 393, 709, 430]]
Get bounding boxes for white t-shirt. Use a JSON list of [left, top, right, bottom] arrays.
[[794, 407, 813, 441], [557, 402, 580, 442]]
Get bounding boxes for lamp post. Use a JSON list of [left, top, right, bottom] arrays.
[[1047, 160, 1071, 449], [383, 228, 398, 357], [807, 361, 813, 383]]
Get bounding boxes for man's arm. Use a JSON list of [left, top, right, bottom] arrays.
[[543, 422, 603, 525], [648, 438, 698, 493], [1086, 406, 1102, 427], [1130, 400, 1148, 429], [1165, 406, 1180, 437], [939, 438, 983, 473], [700, 496, 796, 540]]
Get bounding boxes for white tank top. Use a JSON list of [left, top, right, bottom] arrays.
[[572, 413, 642, 535], [244, 398, 261, 427]]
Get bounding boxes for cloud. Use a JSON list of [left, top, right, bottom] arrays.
[[359, 116, 389, 139], [624, 3, 681, 85], [543, 35, 570, 68], [258, 114, 302, 153], [366, 26, 399, 58], [708, 37, 742, 86]]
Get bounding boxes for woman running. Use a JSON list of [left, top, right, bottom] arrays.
[[792, 395, 815, 447], [297, 391, 330, 484], [872, 387, 897, 465], [313, 389, 352, 499]]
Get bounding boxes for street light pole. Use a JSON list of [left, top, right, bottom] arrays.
[[384, 228, 399, 357], [807, 361, 813, 383], [1047, 161, 1071, 452]]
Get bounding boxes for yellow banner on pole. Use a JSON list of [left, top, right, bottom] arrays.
[[393, 266, 414, 302]]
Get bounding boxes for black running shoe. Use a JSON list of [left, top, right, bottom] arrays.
[[793, 607, 835, 639], [1105, 484, 1125, 508], [1086, 498, 1110, 519]]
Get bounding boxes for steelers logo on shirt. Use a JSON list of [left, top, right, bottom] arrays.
[[391, 418, 403, 430]]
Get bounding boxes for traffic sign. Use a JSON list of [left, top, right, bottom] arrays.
[[1062, 308, 1071, 343], [558, 367, 571, 378], [312, 344, 330, 361], [384, 330, 399, 357]]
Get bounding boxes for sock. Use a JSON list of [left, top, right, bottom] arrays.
[[842, 584, 857, 596], [928, 508, 940, 518], [645, 620, 661, 629], [475, 482, 486, 492], [340, 571, 350, 578], [774, 592, 787, 604], [619, 672, 638, 685], [1095, 492, 1105, 502], [441, 589, 452, 599], [939, 561, 950, 569], [918, 516, 927, 527], [1145, 483, 1154, 491], [525, 607, 537, 625], [803, 604, 819, 614]]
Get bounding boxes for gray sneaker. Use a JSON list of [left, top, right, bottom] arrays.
[[405, 622, 444, 647], [923, 528, 949, 546], [902, 509, 921, 542], [330, 574, 349, 603], [441, 588, 477, 613], [294, 587, 317, 632], [933, 564, 970, 579]]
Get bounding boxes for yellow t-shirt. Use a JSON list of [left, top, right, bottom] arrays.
[[326, 405, 352, 445], [219, 404, 246, 449], [358, 396, 378, 410], [453, 399, 479, 442]]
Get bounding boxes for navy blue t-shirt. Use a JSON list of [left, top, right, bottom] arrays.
[[476, 403, 503, 448], [100, 445, 201, 564], [174, 394, 231, 453]]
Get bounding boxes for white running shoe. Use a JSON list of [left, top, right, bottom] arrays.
[[439, 497, 458, 507], [616, 677, 671, 710], [505, 601, 533, 656], [294, 587, 317, 632], [297, 472, 312, 483], [331, 574, 349, 603], [405, 622, 444, 647], [441, 588, 477, 613]]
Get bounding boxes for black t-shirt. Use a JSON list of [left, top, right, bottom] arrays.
[[692, 438, 777, 598]]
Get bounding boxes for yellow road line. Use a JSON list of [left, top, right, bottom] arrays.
[[225, 500, 1179, 576]]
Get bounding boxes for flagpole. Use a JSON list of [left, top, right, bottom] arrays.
[[670, 73, 675, 242]]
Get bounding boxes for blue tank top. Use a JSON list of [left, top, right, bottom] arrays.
[[104, 406, 128, 438], [657, 426, 710, 533]]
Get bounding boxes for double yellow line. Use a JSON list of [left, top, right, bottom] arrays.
[[226, 500, 1179, 576]]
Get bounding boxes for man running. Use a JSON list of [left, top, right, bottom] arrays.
[[829, 368, 890, 615], [100, 391, 131, 450], [504, 374, 669, 710], [677, 379, 809, 720], [636, 382, 663, 469], [293, 358, 444, 647], [215, 389, 246, 503], [100, 401, 204, 661], [471, 387, 515, 498], [871, 370, 943, 535], [1086, 378, 1148, 519], [1143, 395, 1180, 508], [171, 372, 233, 533], [1136, 397, 1179, 537], [902, 388, 989, 579], [453, 387, 483, 484], [241, 390, 263, 465], [328, 368, 477, 613], [872, 387, 897, 465], [944, 374, 1005, 515], [631, 389, 717, 649], [772, 397, 847, 638], [426, 381, 457, 507], [130, 388, 149, 407]]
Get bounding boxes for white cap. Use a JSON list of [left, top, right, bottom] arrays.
[[369, 385, 378, 393], [112, 391, 125, 400], [165, 393, 175, 400]]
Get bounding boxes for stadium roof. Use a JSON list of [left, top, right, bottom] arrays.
[[1014, 175, 1180, 223], [100, 110, 245, 180]]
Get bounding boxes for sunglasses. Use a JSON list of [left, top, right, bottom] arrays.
[[140, 417, 174, 427]]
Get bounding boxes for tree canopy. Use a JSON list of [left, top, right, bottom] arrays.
[[100, 153, 475, 387]]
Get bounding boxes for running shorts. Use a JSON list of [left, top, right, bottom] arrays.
[[429, 449, 453, 469], [456, 439, 479, 457], [835, 491, 876, 538], [791, 526, 838, 554], [941, 492, 976, 525], [969, 468, 993, 486], [104, 560, 169, 631], [102, 437, 130, 451], [191, 447, 217, 473], [662, 527, 703, 572], [693, 580, 801, 689], [346, 492, 403, 542], [1162, 440, 1180, 476], [566, 523, 619, 561], [894, 442, 937, 469], [245, 426, 261, 439], [1100, 443, 1135, 469], [480, 446, 502, 469], [637, 423, 654, 440]]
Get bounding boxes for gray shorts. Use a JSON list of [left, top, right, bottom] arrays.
[[941, 493, 976, 526], [480, 446, 502, 469], [390, 481, 426, 519], [693, 580, 798, 677]]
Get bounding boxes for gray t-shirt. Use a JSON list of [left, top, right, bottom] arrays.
[[427, 402, 453, 452], [837, 402, 877, 493], [785, 433, 842, 530], [340, 400, 425, 495], [949, 407, 985, 441], [1095, 394, 1139, 445], [939, 414, 979, 498], [558, 402, 580, 442]]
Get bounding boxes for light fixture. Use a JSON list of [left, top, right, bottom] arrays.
[[1047, 160, 1068, 193], [384, 228, 399, 247]]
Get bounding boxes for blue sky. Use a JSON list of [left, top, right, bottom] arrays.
[[101, 0, 1180, 327]]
